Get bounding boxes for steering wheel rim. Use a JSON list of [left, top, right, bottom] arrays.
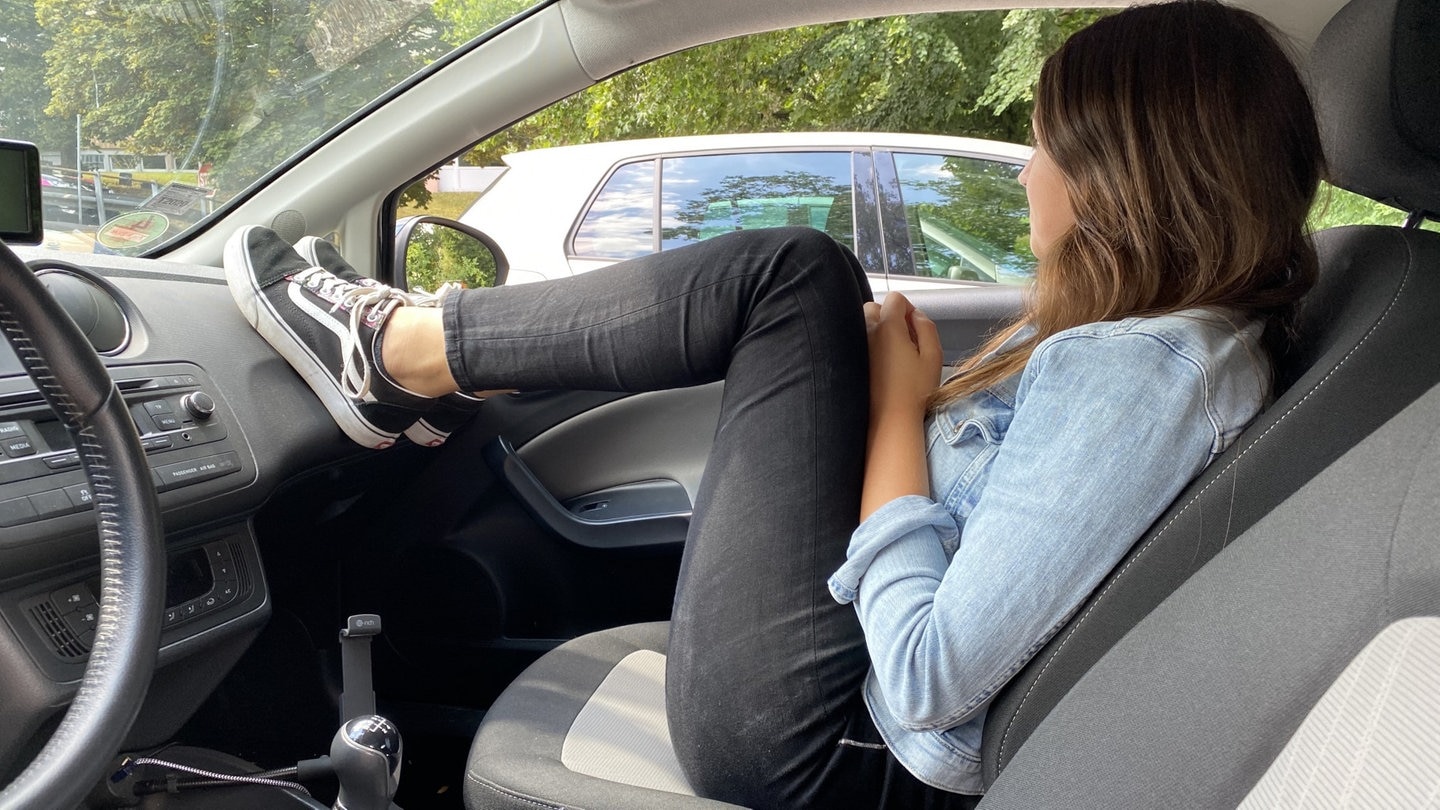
[[0, 241, 165, 809]]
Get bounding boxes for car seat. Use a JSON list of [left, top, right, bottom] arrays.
[[463, 0, 1440, 806]]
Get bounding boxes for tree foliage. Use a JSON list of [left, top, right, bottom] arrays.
[[31, 0, 448, 188], [15, 0, 1096, 193], [0, 2, 69, 150], [436, 6, 1110, 169]]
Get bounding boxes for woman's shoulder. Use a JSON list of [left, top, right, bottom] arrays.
[[1027, 308, 1270, 450], [1049, 307, 1259, 343], [1034, 308, 1264, 372]]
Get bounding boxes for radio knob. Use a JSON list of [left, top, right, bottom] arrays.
[[181, 391, 216, 420]]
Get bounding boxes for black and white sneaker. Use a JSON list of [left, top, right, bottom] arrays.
[[295, 234, 484, 447], [224, 226, 436, 449]]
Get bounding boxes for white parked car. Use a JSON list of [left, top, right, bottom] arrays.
[[458, 132, 1035, 291]]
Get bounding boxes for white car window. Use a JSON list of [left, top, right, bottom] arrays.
[[892, 152, 1035, 285], [572, 161, 657, 260]]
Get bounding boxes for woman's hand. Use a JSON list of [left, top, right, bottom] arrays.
[[864, 292, 943, 421], [860, 292, 942, 521]]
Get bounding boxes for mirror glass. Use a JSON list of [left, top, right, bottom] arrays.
[[403, 221, 502, 292]]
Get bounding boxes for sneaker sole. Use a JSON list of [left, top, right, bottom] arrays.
[[225, 226, 401, 449], [403, 419, 449, 447]]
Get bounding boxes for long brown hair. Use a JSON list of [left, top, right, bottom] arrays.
[[930, 0, 1324, 411]]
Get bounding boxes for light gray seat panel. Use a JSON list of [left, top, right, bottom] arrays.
[[1239, 616, 1440, 809], [465, 621, 746, 810]]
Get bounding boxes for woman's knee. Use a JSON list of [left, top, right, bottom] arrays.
[[750, 226, 871, 306]]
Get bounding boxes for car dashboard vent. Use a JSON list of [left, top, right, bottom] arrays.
[[28, 601, 88, 660]]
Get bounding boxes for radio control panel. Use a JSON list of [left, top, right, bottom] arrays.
[[0, 362, 249, 532]]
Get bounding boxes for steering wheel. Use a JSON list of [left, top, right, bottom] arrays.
[[0, 240, 165, 809]]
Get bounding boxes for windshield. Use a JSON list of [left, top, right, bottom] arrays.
[[0, 0, 536, 256]]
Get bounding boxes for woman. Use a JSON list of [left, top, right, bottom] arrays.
[[225, 1, 1323, 806]]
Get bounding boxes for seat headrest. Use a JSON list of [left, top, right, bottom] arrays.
[[1311, 0, 1440, 217]]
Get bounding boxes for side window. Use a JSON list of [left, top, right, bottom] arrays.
[[658, 152, 854, 252], [572, 160, 657, 259], [893, 153, 1034, 285]]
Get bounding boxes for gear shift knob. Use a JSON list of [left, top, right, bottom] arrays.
[[330, 715, 402, 810]]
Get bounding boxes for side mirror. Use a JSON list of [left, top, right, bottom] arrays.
[[393, 215, 509, 291]]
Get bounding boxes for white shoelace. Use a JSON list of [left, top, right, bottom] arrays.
[[295, 268, 465, 401], [410, 280, 463, 303], [294, 268, 407, 400]]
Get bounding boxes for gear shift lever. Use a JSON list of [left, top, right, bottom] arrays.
[[330, 714, 402, 810]]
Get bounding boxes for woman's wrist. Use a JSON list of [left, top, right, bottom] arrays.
[[861, 404, 930, 520]]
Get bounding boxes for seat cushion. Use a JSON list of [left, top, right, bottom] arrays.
[[465, 621, 747, 810]]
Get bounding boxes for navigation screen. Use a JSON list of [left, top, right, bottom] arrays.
[[0, 140, 43, 245]]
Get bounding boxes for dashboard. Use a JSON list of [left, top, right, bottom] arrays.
[[0, 248, 364, 775]]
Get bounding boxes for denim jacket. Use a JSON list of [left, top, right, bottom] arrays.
[[828, 308, 1269, 794]]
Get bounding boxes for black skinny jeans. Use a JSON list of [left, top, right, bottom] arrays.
[[443, 228, 978, 810]]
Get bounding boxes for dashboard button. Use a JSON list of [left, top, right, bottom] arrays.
[[0, 422, 25, 439], [62, 604, 99, 637], [51, 583, 98, 615], [214, 581, 239, 604], [0, 497, 36, 527], [151, 413, 182, 431], [43, 453, 81, 470], [3, 436, 36, 457], [63, 484, 95, 510], [29, 490, 74, 519], [144, 399, 173, 415]]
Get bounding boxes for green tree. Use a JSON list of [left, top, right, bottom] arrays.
[[432, 7, 1112, 168], [0, 2, 69, 152], [36, 0, 448, 194]]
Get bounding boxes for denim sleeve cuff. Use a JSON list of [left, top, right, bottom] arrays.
[[828, 495, 959, 604]]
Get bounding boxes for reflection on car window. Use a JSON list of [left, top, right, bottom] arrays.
[[573, 151, 855, 261], [659, 152, 853, 251], [893, 153, 1035, 284], [573, 161, 656, 259]]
